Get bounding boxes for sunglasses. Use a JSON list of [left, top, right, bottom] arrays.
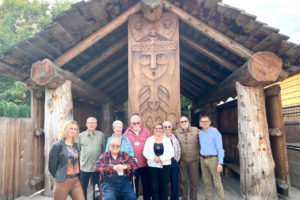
[[180, 120, 188, 123], [154, 128, 163, 130], [163, 126, 171, 129], [131, 122, 141, 125], [110, 144, 120, 148]]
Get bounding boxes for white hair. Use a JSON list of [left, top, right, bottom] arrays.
[[130, 114, 141, 123], [163, 121, 172, 127], [112, 120, 123, 128], [87, 117, 97, 123]]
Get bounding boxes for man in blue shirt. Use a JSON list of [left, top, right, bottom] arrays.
[[199, 115, 224, 200]]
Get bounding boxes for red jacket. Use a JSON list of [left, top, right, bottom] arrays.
[[124, 127, 152, 168]]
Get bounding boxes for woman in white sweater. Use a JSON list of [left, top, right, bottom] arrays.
[[143, 122, 174, 200]]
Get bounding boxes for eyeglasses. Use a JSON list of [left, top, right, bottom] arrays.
[[163, 126, 171, 129], [200, 121, 210, 123], [131, 122, 141, 125], [180, 120, 188, 123], [154, 128, 163, 130], [110, 144, 120, 148]]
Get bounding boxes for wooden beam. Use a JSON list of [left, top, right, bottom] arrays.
[[165, 1, 253, 59], [31, 59, 110, 103], [180, 35, 237, 71], [181, 60, 217, 85], [180, 68, 209, 90], [141, 0, 163, 21], [181, 76, 204, 93], [53, 2, 140, 67], [75, 37, 127, 76], [207, 51, 282, 103], [104, 76, 127, 93], [166, 1, 289, 78], [236, 82, 277, 199], [98, 66, 127, 89], [88, 54, 127, 84]]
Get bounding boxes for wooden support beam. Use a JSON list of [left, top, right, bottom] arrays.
[[166, 1, 289, 78], [180, 35, 237, 71], [181, 60, 217, 85], [88, 54, 127, 84], [265, 84, 289, 195], [44, 81, 73, 196], [181, 69, 209, 90], [53, 2, 140, 67], [165, 1, 253, 60], [74, 37, 127, 76], [31, 59, 110, 103], [104, 76, 127, 93], [98, 66, 127, 89], [236, 82, 277, 199], [207, 51, 282, 103], [141, 0, 163, 21], [100, 101, 114, 138]]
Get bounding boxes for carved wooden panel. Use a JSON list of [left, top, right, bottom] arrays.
[[128, 12, 180, 131]]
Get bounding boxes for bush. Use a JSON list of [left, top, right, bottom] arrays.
[[0, 101, 30, 118]]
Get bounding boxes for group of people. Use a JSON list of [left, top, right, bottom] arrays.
[[48, 114, 225, 200]]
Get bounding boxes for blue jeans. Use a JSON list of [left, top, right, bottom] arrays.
[[170, 166, 179, 200], [101, 175, 136, 200]]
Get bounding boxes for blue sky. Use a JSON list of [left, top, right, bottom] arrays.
[[223, 0, 300, 44]]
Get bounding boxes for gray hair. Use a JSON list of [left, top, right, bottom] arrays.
[[87, 117, 97, 123], [112, 120, 123, 128], [163, 121, 172, 127], [130, 114, 141, 123]]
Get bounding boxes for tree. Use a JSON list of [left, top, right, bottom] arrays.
[[0, 0, 76, 117]]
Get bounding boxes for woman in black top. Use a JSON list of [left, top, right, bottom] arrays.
[[48, 120, 84, 200]]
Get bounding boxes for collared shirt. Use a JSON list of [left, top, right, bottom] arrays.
[[95, 151, 137, 177], [175, 126, 200, 162], [165, 133, 181, 162], [199, 127, 225, 164], [105, 133, 134, 157], [79, 130, 105, 172], [124, 127, 152, 168]]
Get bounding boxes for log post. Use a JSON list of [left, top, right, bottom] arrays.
[[31, 59, 110, 104], [30, 89, 45, 192], [44, 80, 73, 196], [207, 51, 282, 103], [100, 101, 114, 139], [265, 85, 289, 195], [236, 82, 277, 199], [141, 0, 163, 21]]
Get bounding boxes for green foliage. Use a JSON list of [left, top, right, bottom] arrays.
[[0, 80, 30, 105], [0, 101, 30, 118], [0, 0, 74, 54], [181, 95, 192, 119]]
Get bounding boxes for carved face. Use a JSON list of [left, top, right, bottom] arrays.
[[138, 51, 169, 81]]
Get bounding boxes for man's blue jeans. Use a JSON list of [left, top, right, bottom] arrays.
[[101, 175, 136, 200]]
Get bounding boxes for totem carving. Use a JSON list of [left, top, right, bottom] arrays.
[[128, 12, 180, 131]]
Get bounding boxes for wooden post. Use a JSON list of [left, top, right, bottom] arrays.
[[100, 102, 114, 139], [30, 89, 45, 192], [128, 12, 181, 131], [44, 80, 73, 196], [265, 85, 289, 195], [236, 82, 277, 199]]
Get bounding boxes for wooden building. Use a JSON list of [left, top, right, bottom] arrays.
[[1, 0, 300, 199]]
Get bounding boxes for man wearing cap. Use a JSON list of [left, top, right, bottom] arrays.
[[124, 114, 152, 200], [175, 116, 200, 200], [199, 115, 224, 200]]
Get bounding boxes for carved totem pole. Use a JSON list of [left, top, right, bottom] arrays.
[[128, 12, 180, 131]]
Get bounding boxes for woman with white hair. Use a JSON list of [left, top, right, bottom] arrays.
[[105, 120, 134, 156], [163, 120, 181, 200]]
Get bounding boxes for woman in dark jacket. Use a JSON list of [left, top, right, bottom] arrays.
[[48, 120, 84, 200]]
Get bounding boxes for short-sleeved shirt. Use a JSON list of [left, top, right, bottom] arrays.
[[79, 130, 105, 172]]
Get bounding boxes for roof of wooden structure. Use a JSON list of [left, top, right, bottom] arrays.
[[1, 0, 299, 106]]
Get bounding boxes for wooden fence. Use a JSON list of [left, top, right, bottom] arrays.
[[0, 117, 34, 200]]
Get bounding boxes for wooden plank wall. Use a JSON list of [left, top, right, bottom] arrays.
[[0, 117, 34, 200], [217, 100, 239, 164]]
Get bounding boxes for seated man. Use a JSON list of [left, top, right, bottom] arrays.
[[95, 137, 137, 200]]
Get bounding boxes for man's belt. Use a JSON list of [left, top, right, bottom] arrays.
[[200, 155, 217, 159], [66, 174, 78, 179]]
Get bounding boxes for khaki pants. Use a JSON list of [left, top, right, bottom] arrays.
[[179, 160, 199, 200], [200, 157, 224, 200], [54, 177, 84, 200]]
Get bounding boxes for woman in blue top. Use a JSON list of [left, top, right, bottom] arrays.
[[105, 120, 134, 157]]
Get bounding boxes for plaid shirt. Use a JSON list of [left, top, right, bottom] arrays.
[[95, 151, 137, 177]]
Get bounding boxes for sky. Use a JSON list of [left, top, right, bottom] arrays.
[[223, 0, 300, 44]]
